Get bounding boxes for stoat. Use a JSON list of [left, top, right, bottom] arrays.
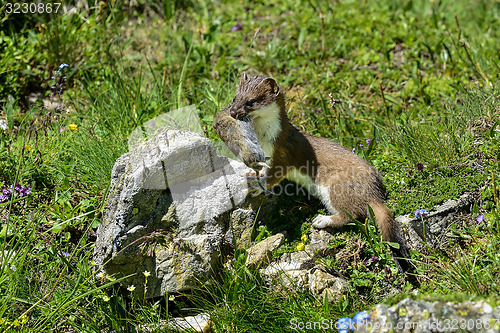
[[221, 74, 411, 271]]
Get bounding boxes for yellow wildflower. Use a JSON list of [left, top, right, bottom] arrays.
[[296, 243, 305, 251], [127, 285, 136, 292], [103, 295, 110, 302], [68, 124, 78, 131], [143, 270, 150, 278], [168, 294, 175, 301], [24, 144, 31, 152], [301, 234, 308, 243]]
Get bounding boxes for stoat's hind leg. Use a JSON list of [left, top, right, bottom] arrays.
[[312, 212, 349, 229]]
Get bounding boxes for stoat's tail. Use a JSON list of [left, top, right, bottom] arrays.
[[369, 200, 412, 273]]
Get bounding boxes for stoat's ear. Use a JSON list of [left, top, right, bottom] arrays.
[[263, 77, 280, 96], [242, 72, 249, 82]]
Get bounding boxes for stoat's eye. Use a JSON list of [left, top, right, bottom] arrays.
[[245, 100, 255, 107]]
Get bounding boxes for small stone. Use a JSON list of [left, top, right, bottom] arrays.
[[137, 313, 211, 332], [246, 233, 285, 268], [0, 119, 7, 131], [260, 260, 309, 292], [308, 268, 349, 303]]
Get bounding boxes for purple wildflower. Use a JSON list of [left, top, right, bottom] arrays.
[[301, 112, 305, 116], [15, 184, 31, 197], [340, 263, 348, 270], [57, 63, 69, 73], [0, 184, 32, 202], [0, 194, 9, 203], [231, 23, 243, 31], [366, 139, 371, 145], [370, 256, 379, 264], [353, 311, 370, 327], [1, 186, 12, 196], [337, 317, 354, 333], [476, 214, 484, 223], [61, 251, 70, 257], [359, 143, 364, 150], [416, 163, 424, 170], [414, 209, 429, 219], [352, 148, 356, 153], [0, 187, 12, 203], [384, 266, 391, 274]]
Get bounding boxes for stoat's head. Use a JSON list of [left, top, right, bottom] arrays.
[[227, 73, 282, 120]]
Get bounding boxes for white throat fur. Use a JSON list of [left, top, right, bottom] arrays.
[[250, 102, 282, 158]]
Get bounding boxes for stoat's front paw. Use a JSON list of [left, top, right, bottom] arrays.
[[242, 169, 264, 197], [312, 214, 333, 229]]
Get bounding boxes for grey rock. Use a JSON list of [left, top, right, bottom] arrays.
[[308, 267, 349, 303], [261, 260, 349, 303], [261, 260, 309, 292], [357, 298, 500, 333], [0, 119, 7, 131], [260, 232, 349, 303], [1, 250, 16, 272], [27, 93, 60, 110], [137, 313, 211, 332], [396, 193, 475, 252], [306, 229, 336, 252], [246, 233, 285, 267], [94, 130, 258, 298], [230, 208, 257, 248]]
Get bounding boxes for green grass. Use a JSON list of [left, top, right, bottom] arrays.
[[0, 0, 499, 331]]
